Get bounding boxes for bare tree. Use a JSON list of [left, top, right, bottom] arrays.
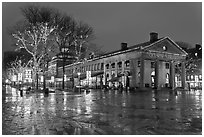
[[53, 14, 94, 89], [10, 5, 59, 90], [73, 21, 94, 61]]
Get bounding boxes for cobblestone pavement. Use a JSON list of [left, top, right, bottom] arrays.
[[2, 85, 202, 135]]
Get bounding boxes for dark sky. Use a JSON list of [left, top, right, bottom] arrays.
[[2, 2, 202, 54]]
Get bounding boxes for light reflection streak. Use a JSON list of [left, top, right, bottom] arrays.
[[49, 93, 56, 115], [121, 91, 127, 107], [5, 97, 9, 103], [84, 92, 93, 114], [24, 98, 31, 118], [63, 93, 67, 111]]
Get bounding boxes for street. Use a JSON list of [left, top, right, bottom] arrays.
[[2, 85, 202, 135]]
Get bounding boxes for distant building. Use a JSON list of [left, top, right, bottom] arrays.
[[6, 67, 33, 85], [46, 32, 188, 90], [182, 44, 202, 89]]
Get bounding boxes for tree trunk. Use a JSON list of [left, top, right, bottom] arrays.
[[43, 63, 46, 91], [36, 73, 39, 90], [62, 57, 65, 90], [43, 74, 46, 90]]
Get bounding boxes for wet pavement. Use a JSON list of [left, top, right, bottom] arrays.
[[2, 85, 202, 135]]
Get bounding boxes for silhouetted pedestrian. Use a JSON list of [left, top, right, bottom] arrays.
[[174, 90, 178, 96], [126, 76, 129, 91], [187, 82, 191, 91], [26, 87, 31, 94], [19, 89, 23, 97]]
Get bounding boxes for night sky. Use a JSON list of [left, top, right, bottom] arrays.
[[2, 2, 202, 54]]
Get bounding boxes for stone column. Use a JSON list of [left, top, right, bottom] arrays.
[[169, 61, 175, 89], [154, 60, 159, 89], [140, 58, 145, 88], [130, 59, 137, 88], [104, 63, 107, 85], [181, 61, 186, 89], [122, 61, 125, 87]]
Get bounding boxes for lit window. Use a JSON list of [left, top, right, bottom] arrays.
[[191, 75, 194, 80], [125, 60, 130, 67], [163, 46, 167, 51], [199, 75, 202, 80], [187, 75, 190, 81], [195, 53, 198, 57], [166, 73, 169, 83]]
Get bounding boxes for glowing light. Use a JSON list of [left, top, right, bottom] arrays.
[[40, 76, 44, 82], [5, 79, 9, 83]]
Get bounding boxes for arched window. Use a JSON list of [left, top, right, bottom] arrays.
[[112, 73, 115, 78], [111, 63, 115, 68], [166, 73, 169, 83], [151, 62, 155, 68], [151, 71, 155, 83], [125, 60, 130, 67], [101, 63, 104, 70], [106, 64, 109, 69], [117, 62, 122, 68]]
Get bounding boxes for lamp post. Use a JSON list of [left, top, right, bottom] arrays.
[[61, 46, 69, 90]]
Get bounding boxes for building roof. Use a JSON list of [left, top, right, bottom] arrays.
[[95, 40, 154, 58], [57, 35, 188, 69]]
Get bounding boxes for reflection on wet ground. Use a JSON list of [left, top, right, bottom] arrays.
[[2, 85, 202, 135]]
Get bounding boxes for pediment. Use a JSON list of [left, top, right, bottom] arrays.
[[143, 37, 187, 55]]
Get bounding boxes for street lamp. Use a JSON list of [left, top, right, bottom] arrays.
[[77, 72, 81, 86], [60, 46, 69, 90]]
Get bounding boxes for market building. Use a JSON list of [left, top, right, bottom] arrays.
[[46, 32, 188, 90]]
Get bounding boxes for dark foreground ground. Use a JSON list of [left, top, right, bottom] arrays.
[[2, 85, 202, 135]]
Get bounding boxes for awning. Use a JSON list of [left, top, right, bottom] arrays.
[[72, 73, 86, 79], [91, 71, 104, 77], [55, 78, 63, 82], [108, 77, 120, 82], [66, 71, 103, 80], [117, 71, 131, 77]]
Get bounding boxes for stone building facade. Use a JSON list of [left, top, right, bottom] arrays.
[[47, 32, 188, 90]]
